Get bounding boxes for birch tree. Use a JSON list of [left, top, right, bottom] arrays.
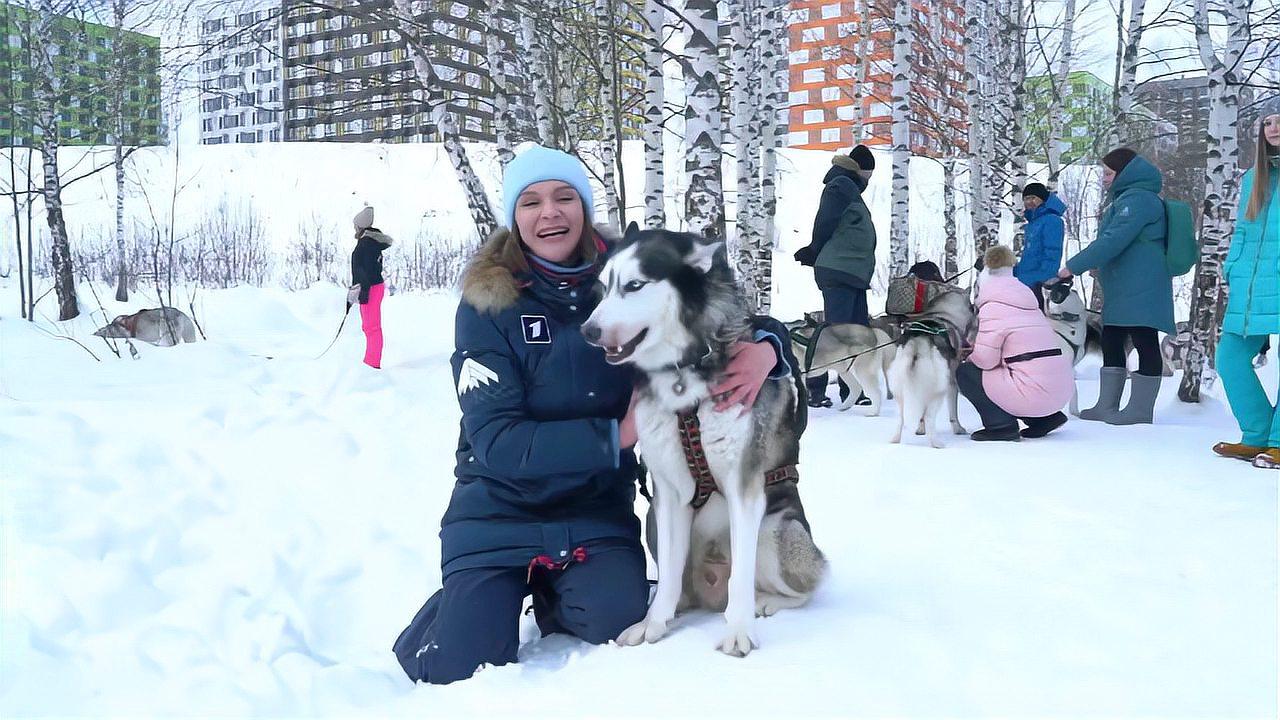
[[33, 0, 77, 320], [594, 0, 621, 228], [392, 0, 497, 241], [641, 0, 665, 228], [1110, 0, 1147, 147], [965, 0, 993, 255], [889, 0, 913, 276], [520, 12, 555, 145], [729, 0, 758, 306], [484, 1, 515, 169], [1045, 0, 1077, 191], [682, 0, 725, 240], [755, 0, 784, 312], [1180, 0, 1250, 403]]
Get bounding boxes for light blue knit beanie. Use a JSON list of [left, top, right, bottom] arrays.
[[502, 146, 595, 229]]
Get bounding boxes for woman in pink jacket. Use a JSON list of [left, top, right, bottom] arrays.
[[956, 245, 1075, 441]]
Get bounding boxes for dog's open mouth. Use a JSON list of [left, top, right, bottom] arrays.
[[603, 328, 648, 364]]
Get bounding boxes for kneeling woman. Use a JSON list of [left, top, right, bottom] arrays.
[[957, 245, 1075, 441], [393, 146, 794, 684]]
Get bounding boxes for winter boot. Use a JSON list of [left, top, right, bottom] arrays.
[[1107, 373, 1161, 425], [1079, 367, 1127, 422], [1020, 412, 1067, 439], [1213, 441, 1267, 461], [1253, 449, 1280, 469], [970, 425, 1021, 442]]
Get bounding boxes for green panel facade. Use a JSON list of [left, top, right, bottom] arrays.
[[1, 2, 163, 147], [1024, 70, 1113, 165]]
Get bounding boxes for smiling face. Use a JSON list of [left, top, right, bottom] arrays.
[[513, 180, 586, 264]]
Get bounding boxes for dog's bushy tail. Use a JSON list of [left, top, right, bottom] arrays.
[[777, 519, 827, 595]]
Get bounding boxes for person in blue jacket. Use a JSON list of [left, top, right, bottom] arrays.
[[1014, 182, 1065, 311], [392, 146, 800, 685]]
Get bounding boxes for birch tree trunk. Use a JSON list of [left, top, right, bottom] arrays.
[[595, 0, 621, 229], [889, 0, 912, 276], [393, 0, 497, 241], [965, 0, 991, 255], [1180, 0, 1248, 403], [1010, 0, 1028, 254], [520, 12, 555, 145], [853, 0, 872, 140], [33, 1, 77, 320], [484, 1, 515, 169], [944, 156, 959, 278], [112, 0, 128, 301], [1046, 0, 1077, 191], [729, 0, 757, 306], [682, 0, 725, 240], [1110, 0, 1147, 148], [759, 0, 783, 254], [642, 0, 665, 228]]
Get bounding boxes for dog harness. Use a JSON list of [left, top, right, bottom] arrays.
[[676, 407, 800, 510]]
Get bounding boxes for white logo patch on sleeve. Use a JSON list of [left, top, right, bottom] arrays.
[[457, 358, 499, 395]]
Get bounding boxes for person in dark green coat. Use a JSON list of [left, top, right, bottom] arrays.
[[793, 144, 879, 408], [1059, 148, 1174, 425], [1214, 104, 1280, 470]]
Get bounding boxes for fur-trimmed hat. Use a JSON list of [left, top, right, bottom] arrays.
[[1021, 182, 1050, 202], [984, 245, 1016, 275]]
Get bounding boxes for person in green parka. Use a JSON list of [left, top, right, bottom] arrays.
[[1213, 102, 1280, 470], [1057, 148, 1175, 425]]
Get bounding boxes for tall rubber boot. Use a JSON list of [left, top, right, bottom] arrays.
[[1079, 367, 1126, 422], [1107, 373, 1160, 426]]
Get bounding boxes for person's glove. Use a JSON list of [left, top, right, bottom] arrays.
[[973, 256, 985, 272], [793, 246, 817, 266], [347, 284, 361, 306]]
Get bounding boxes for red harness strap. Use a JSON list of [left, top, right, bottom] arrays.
[[526, 546, 588, 584], [676, 408, 798, 510], [913, 280, 928, 314]]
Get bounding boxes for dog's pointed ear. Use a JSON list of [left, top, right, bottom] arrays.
[[688, 239, 724, 274], [623, 221, 640, 239]]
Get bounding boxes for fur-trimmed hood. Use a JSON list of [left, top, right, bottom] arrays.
[[461, 228, 524, 315], [359, 228, 394, 246]]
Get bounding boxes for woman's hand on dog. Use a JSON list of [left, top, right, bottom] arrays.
[[711, 340, 776, 415]]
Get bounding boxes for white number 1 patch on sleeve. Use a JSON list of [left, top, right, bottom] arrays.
[[521, 315, 551, 344]]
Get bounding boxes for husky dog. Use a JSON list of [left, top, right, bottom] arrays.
[[582, 227, 825, 657], [788, 322, 896, 415], [1044, 282, 1089, 415], [93, 307, 196, 346], [886, 289, 974, 447]]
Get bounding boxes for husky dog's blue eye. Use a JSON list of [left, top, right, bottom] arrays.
[[624, 280, 648, 293]]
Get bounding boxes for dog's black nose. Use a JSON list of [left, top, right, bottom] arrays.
[[582, 323, 602, 344]]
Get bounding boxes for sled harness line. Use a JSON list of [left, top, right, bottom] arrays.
[[314, 301, 355, 360], [788, 323, 898, 374], [676, 408, 799, 510]]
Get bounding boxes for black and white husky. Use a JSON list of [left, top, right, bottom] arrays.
[[582, 227, 825, 657], [886, 289, 974, 448]]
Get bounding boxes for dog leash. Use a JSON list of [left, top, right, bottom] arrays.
[[805, 336, 901, 373], [314, 301, 354, 360]]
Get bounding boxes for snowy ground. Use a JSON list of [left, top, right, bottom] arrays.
[[1, 280, 1276, 719]]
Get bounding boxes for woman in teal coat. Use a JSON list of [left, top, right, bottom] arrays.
[[1059, 148, 1175, 425], [1214, 104, 1280, 469]]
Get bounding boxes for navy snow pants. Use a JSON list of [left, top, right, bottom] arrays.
[[392, 548, 649, 685], [807, 283, 871, 402]]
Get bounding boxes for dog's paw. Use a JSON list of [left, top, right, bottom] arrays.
[[716, 625, 758, 657], [889, 431, 902, 444], [617, 616, 670, 646], [930, 437, 947, 449], [951, 422, 967, 435], [755, 597, 780, 617]]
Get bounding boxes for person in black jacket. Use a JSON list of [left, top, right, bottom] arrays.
[[392, 146, 800, 685], [793, 144, 878, 408], [349, 206, 393, 368]]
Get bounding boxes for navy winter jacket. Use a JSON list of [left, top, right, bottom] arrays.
[[1014, 194, 1066, 287], [351, 229, 392, 303], [440, 230, 799, 578]]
